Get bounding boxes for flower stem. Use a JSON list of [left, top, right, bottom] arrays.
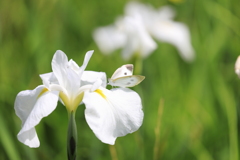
[[67, 111, 77, 160], [131, 52, 143, 75]]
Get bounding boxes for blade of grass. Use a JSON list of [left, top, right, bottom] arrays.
[[109, 145, 118, 160], [204, 1, 240, 37], [213, 72, 239, 160], [153, 99, 164, 160], [189, 138, 214, 160], [0, 112, 21, 160]]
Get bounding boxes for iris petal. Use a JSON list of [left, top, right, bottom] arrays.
[[52, 50, 81, 96], [83, 87, 143, 145], [14, 85, 59, 148]]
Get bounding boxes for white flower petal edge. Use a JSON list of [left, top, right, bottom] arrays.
[[14, 85, 59, 148], [83, 87, 144, 145]]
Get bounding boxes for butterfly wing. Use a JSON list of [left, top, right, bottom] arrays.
[[111, 64, 133, 79], [110, 75, 145, 87]]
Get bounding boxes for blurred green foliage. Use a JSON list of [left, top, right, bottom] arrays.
[[0, 0, 240, 159]]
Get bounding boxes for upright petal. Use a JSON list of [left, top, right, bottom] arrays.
[[119, 15, 157, 59], [68, 59, 81, 73], [83, 87, 143, 145], [157, 6, 176, 20], [52, 50, 80, 96], [79, 50, 94, 77], [51, 50, 69, 88], [14, 85, 59, 147], [125, 1, 155, 28]]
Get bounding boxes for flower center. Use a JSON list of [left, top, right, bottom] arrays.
[[60, 91, 84, 112]]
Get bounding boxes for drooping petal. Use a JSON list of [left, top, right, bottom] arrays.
[[14, 85, 59, 148], [81, 71, 107, 88], [17, 128, 39, 148], [150, 21, 195, 62], [83, 87, 143, 145]]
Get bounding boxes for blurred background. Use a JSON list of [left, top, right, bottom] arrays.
[[0, 0, 240, 159]]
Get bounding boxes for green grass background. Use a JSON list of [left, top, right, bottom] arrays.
[[0, 0, 239, 159]]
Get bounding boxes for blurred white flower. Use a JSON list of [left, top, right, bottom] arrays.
[[15, 50, 143, 147], [93, 25, 126, 54], [93, 1, 195, 62], [93, 14, 157, 60], [235, 56, 240, 78]]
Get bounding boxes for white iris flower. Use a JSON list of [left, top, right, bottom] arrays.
[[93, 1, 195, 62], [93, 14, 157, 60], [14, 50, 143, 148]]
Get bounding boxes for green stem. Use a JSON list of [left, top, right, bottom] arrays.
[[67, 111, 77, 160], [135, 55, 143, 75], [131, 52, 143, 75]]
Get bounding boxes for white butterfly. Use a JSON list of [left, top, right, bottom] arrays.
[[108, 64, 145, 87]]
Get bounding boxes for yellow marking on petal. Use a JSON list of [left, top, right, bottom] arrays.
[[38, 88, 49, 98], [95, 89, 107, 99]]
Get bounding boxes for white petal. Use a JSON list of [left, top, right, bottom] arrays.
[[79, 50, 94, 77], [93, 25, 126, 54], [68, 59, 80, 72], [81, 71, 107, 88], [14, 85, 59, 147], [83, 87, 143, 145], [125, 1, 155, 27], [17, 128, 39, 148], [51, 50, 69, 87], [52, 50, 80, 96], [157, 6, 176, 20], [40, 72, 58, 88], [151, 21, 195, 62], [90, 79, 103, 92], [120, 15, 157, 59]]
